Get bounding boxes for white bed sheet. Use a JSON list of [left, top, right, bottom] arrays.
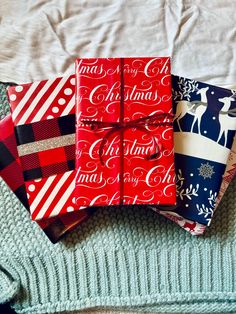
[[0, 0, 235, 87]]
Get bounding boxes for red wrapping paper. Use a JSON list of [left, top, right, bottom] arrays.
[[75, 57, 176, 207], [0, 114, 94, 243], [7, 75, 97, 224], [7, 75, 77, 220]]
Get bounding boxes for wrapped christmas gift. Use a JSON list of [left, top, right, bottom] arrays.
[[155, 138, 236, 235], [75, 57, 176, 207], [151, 75, 236, 233], [215, 136, 236, 206], [7, 75, 96, 222], [0, 114, 95, 243]]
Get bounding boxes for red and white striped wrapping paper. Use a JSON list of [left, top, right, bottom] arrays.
[[0, 113, 95, 243], [8, 75, 79, 220]]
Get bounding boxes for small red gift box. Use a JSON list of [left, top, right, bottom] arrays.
[[0, 114, 94, 243], [75, 57, 176, 207], [7, 75, 97, 224], [7, 75, 77, 220]]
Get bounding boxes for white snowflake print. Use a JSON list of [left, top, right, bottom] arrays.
[[198, 162, 215, 179]]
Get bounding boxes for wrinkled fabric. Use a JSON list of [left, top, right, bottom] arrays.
[[0, 0, 235, 86]]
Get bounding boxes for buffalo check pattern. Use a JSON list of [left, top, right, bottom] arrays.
[[0, 115, 29, 209], [15, 114, 75, 181], [0, 114, 95, 243], [7, 75, 82, 220]]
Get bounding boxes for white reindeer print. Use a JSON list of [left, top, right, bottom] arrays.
[[217, 96, 236, 146], [174, 87, 209, 133]]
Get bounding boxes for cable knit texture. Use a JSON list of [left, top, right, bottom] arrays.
[[0, 81, 236, 313]]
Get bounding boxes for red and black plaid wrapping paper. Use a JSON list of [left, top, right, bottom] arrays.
[[7, 75, 83, 221], [0, 115, 29, 208], [15, 114, 75, 181], [0, 114, 96, 243], [1, 77, 96, 242]]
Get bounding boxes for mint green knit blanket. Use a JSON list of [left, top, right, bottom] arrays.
[[0, 81, 236, 314]]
